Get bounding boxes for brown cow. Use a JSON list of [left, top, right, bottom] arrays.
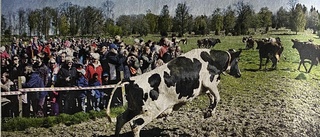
[[255, 39, 284, 70], [291, 39, 320, 73]]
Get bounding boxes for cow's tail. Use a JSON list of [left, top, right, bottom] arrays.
[[106, 80, 123, 123]]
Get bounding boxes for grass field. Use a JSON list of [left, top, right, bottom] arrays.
[[2, 31, 320, 136], [120, 31, 320, 136]]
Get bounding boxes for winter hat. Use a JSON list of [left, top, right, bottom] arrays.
[[0, 46, 6, 53], [102, 72, 109, 77], [77, 68, 86, 75], [109, 43, 118, 50], [91, 53, 100, 60]]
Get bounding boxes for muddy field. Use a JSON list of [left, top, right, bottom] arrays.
[[2, 75, 320, 137]]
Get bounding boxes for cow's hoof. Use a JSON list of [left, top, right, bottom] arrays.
[[203, 111, 212, 119]]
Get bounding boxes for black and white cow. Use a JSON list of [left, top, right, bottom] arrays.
[[111, 49, 242, 137]]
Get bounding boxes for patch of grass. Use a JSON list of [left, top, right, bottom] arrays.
[[1, 109, 117, 131], [110, 105, 127, 117]]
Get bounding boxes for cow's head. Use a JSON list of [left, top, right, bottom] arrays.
[[291, 39, 301, 49], [201, 49, 242, 79], [216, 38, 221, 43], [242, 37, 248, 43], [226, 49, 242, 78], [255, 40, 265, 49]]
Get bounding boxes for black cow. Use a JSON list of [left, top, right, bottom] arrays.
[[242, 36, 255, 50], [197, 38, 221, 48], [291, 39, 320, 73], [178, 38, 188, 45], [255, 39, 284, 70], [108, 49, 242, 137]]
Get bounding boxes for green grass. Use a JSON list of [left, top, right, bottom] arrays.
[[3, 30, 320, 133], [1, 107, 125, 131]]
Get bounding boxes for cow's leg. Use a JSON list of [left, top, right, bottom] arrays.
[[264, 57, 270, 71], [308, 64, 314, 73], [129, 110, 162, 137], [271, 57, 277, 70], [302, 61, 308, 72], [115, 109, 131, 137], [259, 58, 263, 70], [297, 60, 304, 71], [202, 81, 220, 119]]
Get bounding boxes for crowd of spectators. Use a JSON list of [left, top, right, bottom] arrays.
[[1, 35, 183, 117]]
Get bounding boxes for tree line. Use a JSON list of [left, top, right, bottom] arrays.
[[1, 0, 320, 39]]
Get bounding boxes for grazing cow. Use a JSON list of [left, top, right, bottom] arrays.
[[255, 39, 284, 70], [262, 37, 281, 43], [178, 38, 188, 45], [197, 38, 221, 48], [242, 36, 255, 50], [109, 49, 242, 137], [291, 39, 320, 73]]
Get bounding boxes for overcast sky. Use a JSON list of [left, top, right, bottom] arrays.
[[2, 0, 320, 18]]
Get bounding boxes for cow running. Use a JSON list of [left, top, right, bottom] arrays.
[[255, 38, 284, 70], [291, 39, 320, 73], [107, 49, 242, 137]]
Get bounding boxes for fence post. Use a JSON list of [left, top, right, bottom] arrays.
[[119, 71, 127, 106], [18, 76, 22, 117]]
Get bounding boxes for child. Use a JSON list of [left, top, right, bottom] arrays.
[[76, 68, 88, 112], [90, 73, 102, 111], [101, 72, 110, 109]]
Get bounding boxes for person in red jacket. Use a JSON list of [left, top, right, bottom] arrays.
[[85, 53, 103, 84]]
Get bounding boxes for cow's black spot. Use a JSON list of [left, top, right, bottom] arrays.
[[132, 118, 145, 128], [125, 82, 145, 113], [164, 57, 202, 99], [149, 90, 159, 101], [143, 93, 148, 102], [148, 73, 161, 88], [200, 50, 229, 82], [148, 74, 161, 101]]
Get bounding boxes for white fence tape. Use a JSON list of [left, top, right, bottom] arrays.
[[1, 82, 128, 96]]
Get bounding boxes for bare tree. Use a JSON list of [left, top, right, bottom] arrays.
[[288, 0, 299, 9], [103, 0, 115, 20], [17, 8, 27, 36]]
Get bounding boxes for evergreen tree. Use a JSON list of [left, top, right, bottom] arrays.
[[173, 2, 191, 36], [158, 5, 172, 37]]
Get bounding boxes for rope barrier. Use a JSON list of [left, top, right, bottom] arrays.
[[1, 82, 128, 96]]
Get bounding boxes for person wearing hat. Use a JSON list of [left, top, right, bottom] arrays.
[[99, 44, 109, 76], [22, 65, 45, 117], [85, 52, 103, 111], [33, 52, 50, 116], [106, 43, 127, 83], [47, 57, 60, 115], [101, 72, 110, 108], [75, 67, 88, 112], [56, 56, 77, 114], [9, 55, 25, 88], [89, 73, 102, 111]]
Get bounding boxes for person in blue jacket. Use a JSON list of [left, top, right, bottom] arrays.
[[22, 65, 45, 117], [90, 73, 102, 111], [76, 68, 88, 112]]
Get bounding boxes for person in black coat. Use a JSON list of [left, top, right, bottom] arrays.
[[56, 57, 77, 114]]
